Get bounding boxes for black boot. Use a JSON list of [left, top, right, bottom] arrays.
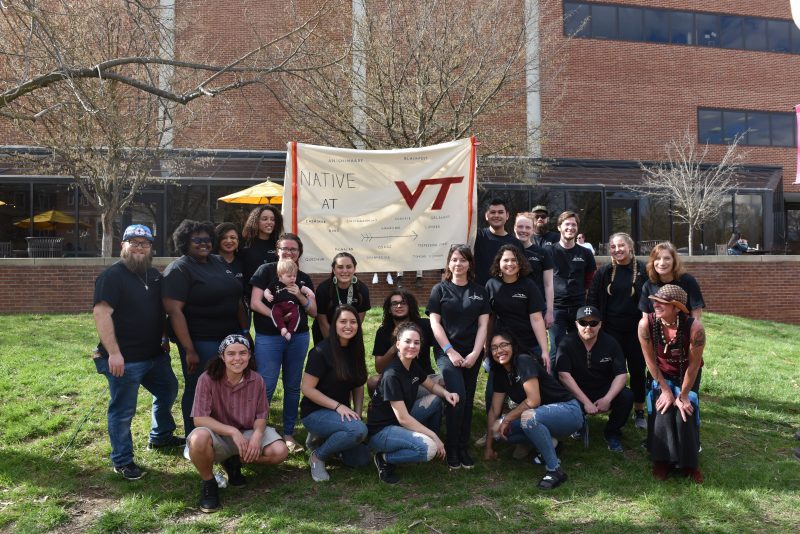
[[199, 477, 220, 513], [222, 455, 246, 488]]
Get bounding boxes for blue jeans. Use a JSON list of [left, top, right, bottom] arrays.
[[254, 331, 310, 436], [94, 353, 179, 467], [411, 392, 443, 435], [504, 399, 583, 471], [301, 408, 370, 466], [368, 425, 436, 464], [177, 339, 222, 437]]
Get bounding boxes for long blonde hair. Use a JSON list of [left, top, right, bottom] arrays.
[[607, 232, 637, 296]]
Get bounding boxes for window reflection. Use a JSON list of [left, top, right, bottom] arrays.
[[735, 194, 763, 247]]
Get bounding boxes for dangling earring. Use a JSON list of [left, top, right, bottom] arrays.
[[332, 276, 338, 285], [352, 275, 358, 285]]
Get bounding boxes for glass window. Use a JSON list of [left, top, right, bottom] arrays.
[[770, 113, 795, 147], [792, 24, 800, 53], [698, 109, 722, 144], [478, 187, 530, 230], [720, 16, 744, 49], [722, 110, 747, 143], [701, 194, 734, 252], [767, 19, 791, 52], [639, 197, 672, 243], [0, 183, 32, 256], [746, 112, 770, 146], [672, 224, 701, 255], [591, 4, 617, 39], [564, 2, 590, 38], [670, 12, 694, 45], [565, 190, 602, 248], [786, 207, 800, 254], [743, 18, 768, 51], [735, 194, 763, 248], [529, 189, 565, 222], [211, 185, 254, 231], [618, 7, 643, 41], [695, 13, 719, 46], [643, 9, 669, 43], [167, 183, 209, 254]]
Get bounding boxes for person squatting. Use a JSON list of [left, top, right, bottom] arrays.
[[92, 207, 707, 512]]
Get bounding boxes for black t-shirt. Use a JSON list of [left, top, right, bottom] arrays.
[[587, 261, 646, 330], [638, 274, 705, 314], [300, 339, 364, 419], [372, 318, 436, 376], [550, 243, 596, 308], [367, 357, 428, 435], [268, 280, 299, 305], [216, 254, 244, 289], [162, 255, 243, 340], [312, 278, 371, 343], [555, 331, 627, 401], [533, 230, 561, 248], [250, 262, 314, 335], [485, 277, 546, 351], [94, 262, 164, 362], [241, 238, 278, 291], [523, 243, 554, 301], [426, 280, 491, 355], [493, 353, 574, 406], [473, 227, 524, 285]]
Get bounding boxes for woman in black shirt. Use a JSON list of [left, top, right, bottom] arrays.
[[484, 329, 584, 490], [240, 206, 283, 296], [163, 219, 247, 437], [301, 305, 369, 482], [312, 252, 371, 344], [639, 241, 705, 320]]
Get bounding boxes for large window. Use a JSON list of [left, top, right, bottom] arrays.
[[698, 108, 796, 147], [563, 2, 800, 55]]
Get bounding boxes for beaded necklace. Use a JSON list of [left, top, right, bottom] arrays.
[[653, 314, 685, 377]]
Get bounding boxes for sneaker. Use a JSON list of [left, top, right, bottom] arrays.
[[183, 444, 191, 461], [652, 461, 670, 481], [605, 435, 624, 453], [446, 449, 461, 470], [459, 449, 475, 469], [474, 433, 487, 447], [113, 462, 145, 481], [537, 467, 568, 490], [512, 444, 532, 460], [634, 410, 646, 430], [214, 472, 228, 489], [222, 455, 247, 488], [569, 430, 584, 441], [284, 435, 304, 454], [199, 478, 220, 513], [146, 435, 186, 451], [374, 453, 399, 484], [683, 467, 704, 484], [309, 452, 330, 482]]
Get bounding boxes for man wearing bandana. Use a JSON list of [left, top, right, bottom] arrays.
[[93, 224, 182, 480]]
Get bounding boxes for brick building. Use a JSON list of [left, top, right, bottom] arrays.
[[2, 1, 800, 256]]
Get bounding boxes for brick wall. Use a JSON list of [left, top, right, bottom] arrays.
[[1, 256, 799, 325]]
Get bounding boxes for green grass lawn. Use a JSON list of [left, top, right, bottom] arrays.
[[0, 311, 798, 533]]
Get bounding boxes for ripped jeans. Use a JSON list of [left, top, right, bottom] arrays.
[[503, 399, 583, 471], [368, 425, 437, 465]]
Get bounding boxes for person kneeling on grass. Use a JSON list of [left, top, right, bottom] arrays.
[[484, 328, 584, 490], [187, 334, 289, 513], [367, 322, 459, 484]]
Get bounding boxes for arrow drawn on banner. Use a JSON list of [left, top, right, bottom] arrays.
[[361, 230, 419, 242]]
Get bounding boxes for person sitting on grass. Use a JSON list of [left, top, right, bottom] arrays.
[[367, 322, 460, 484], [187, 334, 289, 513], [555, 305, 633, 453], [263, 259, 315, 341], [484, 328, 584, 490]]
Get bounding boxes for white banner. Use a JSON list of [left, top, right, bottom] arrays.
[[282, 138, 478, 274]]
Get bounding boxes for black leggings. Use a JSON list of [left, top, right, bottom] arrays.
[[604, 323, 646, 404]]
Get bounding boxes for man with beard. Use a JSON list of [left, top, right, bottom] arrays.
[[530, 205, 561, 248], [92, 224, 182, 480]]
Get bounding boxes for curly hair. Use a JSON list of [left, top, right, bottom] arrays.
[[489, 244, 532, 278], [379, 289, 421, 330], [241, 205, 283, 246], [172, 219, 216, 256]]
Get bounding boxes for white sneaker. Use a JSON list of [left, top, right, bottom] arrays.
[[214, 471, 228, 489], [183, 445, 190, 461], [474, 433, 487, 447], [309, 452, 330, 482]]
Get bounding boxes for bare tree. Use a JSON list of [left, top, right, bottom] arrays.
[[273, 0, 568, 158], [628, 129, 746, 256], [0, 0, 341, 256]]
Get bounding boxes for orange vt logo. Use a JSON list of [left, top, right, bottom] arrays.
[[394, 177, 464, 210]]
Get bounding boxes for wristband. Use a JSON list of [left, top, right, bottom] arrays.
[[303, 298, 312, 309], [442, 343, 452, 353], [334, 402, 341, 411]]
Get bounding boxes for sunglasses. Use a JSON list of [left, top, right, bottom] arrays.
[[577, 320, 600, 327], [190, 236, 212, 245]]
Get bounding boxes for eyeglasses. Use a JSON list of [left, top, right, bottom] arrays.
[[190, 236, 212, 245], [390, 300, 407, 307], [490, 341, 512, 353], [278, 246, 299, 253], [126, 240, 152, 249], [577, 320, 600, 327]]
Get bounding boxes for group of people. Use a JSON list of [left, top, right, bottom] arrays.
[[92, 201, 708, 513]]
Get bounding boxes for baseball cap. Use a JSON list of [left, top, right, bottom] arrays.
[[122, 224, 154, 242]]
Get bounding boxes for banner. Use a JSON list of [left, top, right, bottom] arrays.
[[282, 138, 478, 274]]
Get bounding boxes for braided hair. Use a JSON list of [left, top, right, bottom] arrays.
[[607, 232, 638, 297]]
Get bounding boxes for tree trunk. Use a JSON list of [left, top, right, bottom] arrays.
[[100, 210, 115, 258], [687, 228, 694, 257]]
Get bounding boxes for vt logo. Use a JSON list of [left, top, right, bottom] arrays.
[[394, 177, 464, 210]]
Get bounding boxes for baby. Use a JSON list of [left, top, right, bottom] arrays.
[[265, 259, 315, 341]]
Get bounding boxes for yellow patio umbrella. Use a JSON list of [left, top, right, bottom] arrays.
[[217, 180, 284, 205], [13, 209, 90, 230], [0, 200, 6, 206]]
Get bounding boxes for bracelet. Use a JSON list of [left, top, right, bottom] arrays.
[[442, 343, 452, 353], [334, 402, 341, 411], [303, 298, 312, 310]]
